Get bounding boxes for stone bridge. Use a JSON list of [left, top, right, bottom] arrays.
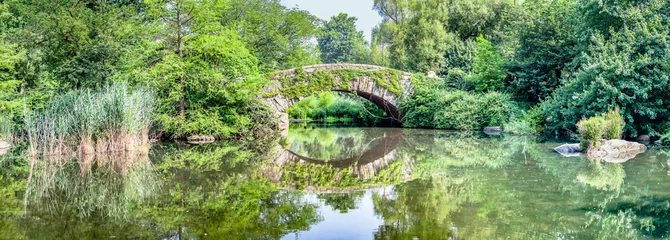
[[260, 64, 415, 131]]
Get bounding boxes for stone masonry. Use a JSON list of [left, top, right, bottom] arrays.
[[260, 64, 414, 132]]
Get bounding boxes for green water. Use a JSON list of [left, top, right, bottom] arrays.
[[1, 126, 669, 239]]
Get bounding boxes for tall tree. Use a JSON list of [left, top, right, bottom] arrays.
[[141, 0, 269, 138], [220, 0, 321, 71], [317, 13, 370, 64], [506, 0, 578, 102], [542, 0, 670, 136], [469, 36, 506, 92]]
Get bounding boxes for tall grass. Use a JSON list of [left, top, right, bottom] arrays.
[[0, 114, 13, 141], [26, 84, 154, 156], [577, 107, 625, 150]]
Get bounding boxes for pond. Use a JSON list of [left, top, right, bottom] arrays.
[[1, 125, 669, 239]]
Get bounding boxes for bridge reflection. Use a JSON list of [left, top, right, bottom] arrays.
[[264, 127, 413, 192]]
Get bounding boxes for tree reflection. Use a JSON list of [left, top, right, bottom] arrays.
[[318, 192, 365, 213], [286, 126, 388, 161], [142, 142, 322, 239]]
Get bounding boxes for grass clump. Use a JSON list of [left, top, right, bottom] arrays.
[[577, 107, 625, 150], [0, 114, 12, 140], [25, 84, 154, 156]]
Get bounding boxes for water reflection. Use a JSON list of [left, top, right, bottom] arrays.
[[0, 126, 669, 239]]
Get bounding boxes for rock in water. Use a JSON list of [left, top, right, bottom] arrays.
[[554, 144, 582, 157], [187, 135, 216, 144], [589, 139, 647, 163], [483, 126, 502, 135]]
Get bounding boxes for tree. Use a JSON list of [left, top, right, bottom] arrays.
[[469, 36, 506, 92], [317, 13, 370, 64], [141, 0, 271, 138], [542, 0, 670, 136], [220, 0, 321, 71], [507, 0, 578, 102], [404, 0, 451, 73]]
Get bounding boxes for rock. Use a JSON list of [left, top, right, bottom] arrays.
[[304, 185, 316, 191], [427, 71, 439, 79], [588, 139, 647, 163], [554, 143, 582, 157], [636, 135, 651, 142], [187, 135, 216, 144], [483, 126, 502, 135]]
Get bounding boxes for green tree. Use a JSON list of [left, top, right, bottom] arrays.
[[404, 0, 451, 73], [136, 0, 273, 139], [469, 36, 506, 92], [542, 0, 670, 136], [220, 0, 322, 71], [506, 0, 578, 102], [317, 13, 370, 64]]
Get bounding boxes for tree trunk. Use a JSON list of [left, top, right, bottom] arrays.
[[176, 0, 185, 117]]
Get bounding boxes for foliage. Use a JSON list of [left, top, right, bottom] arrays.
[[317, 13, 370, 64], [468, 36, 506, 92], [576, 108, 625, 150], [505, 106, 545, 135], [443, 68, 472, 91], [400, 79, 513, 130], [542, 0, 670, 137], [220, 0, 322, 71], [264, 68, 405, 99], [506, 0, 578, 102], [662, 124, 670, 145], [25, 84, 154, 156], [287, 92, 388, 125]]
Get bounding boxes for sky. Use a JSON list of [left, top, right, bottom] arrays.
[[280, 0, 382, 42]]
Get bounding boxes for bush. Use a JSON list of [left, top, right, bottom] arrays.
[[576, 108, 625, 150], [443, 68, 473, 91], [541, 27, 670, 137], [504, 106, 546, 135], [661, 122, 670, 145], [401, 82, 513, 130]]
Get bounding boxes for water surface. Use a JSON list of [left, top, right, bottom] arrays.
[[1, 125, 669, 239]]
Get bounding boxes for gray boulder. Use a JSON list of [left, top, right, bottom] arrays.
[[483, 126, 502, 135], [554, 144, 582, 157], [589, 139, 647, 163], [187, 135, 216, 144]]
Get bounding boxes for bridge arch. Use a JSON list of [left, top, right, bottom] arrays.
[[260, 64, 414, 131]]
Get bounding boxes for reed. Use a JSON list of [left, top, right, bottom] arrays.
[[0, 114, 12, 141], [25, 84, 154, 156]]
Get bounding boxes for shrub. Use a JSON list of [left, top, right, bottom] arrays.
[[541, 27, 670, 136], [661, 122, 670, 145], [401, 82, 513, 130], [577, 108, 625, 150], [468, 36, 506, 92], [504, 106, 546, 135], [25, 84, 154, 156], [443, 68, 473, 91]]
